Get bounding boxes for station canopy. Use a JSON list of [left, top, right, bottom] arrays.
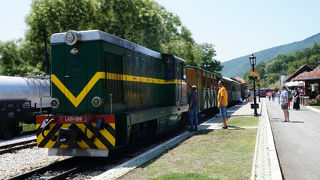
[[285, 81, 305, 87]]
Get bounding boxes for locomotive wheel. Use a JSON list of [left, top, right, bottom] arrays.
[[128, 124, 142, 149], [129, 120, 157, 148], [145, 120, 157, 144]]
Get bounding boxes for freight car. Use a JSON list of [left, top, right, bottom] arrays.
[[0, 76, 51, 139], [186, 66, 220, 114], [222, 77, 242, 106], [36, 30, 242, 157]]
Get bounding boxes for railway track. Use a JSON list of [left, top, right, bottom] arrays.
[[8, 157, 100, 180], [8, 112, 219, 179], [0, 139, 37, 155]]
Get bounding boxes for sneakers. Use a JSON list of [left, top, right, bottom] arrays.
[[222, 126, 228, 129]]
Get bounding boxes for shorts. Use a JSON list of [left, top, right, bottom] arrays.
[[281, 104, 288, 110], [220, 105, 227, 117]]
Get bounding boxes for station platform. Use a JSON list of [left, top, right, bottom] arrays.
[[93, 99, 281, 180], [266, 99, 320, 180]]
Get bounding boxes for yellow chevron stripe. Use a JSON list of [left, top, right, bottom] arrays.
[[51, 72, 105, 107], [76, 124, 108, 149], [100, 128, 116, 146], [37, 123, 115, 149], [52, 72, 184, 107], [109, 123, 115, 130], [36, 124, 42, 145]]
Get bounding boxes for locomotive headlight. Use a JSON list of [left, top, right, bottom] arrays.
[[91, 96, 103, 107], [64, 30, 80, 45], [51, 98, 60, 109]]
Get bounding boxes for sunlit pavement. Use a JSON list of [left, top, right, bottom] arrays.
[[266, 98, 320, 180]]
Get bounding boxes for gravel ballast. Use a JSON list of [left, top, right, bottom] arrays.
[[0, 147, 70, 179]]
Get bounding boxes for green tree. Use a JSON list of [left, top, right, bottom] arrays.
[[198, 43, 223, 73], [25, 0, 98, 70], [2, 0, 218, 76], [0, 40, 43, 75], [25, 0, 198, 70], [255, 62, 266, 79]]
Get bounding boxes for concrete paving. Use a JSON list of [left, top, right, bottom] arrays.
[[266, 98, 320, 180], [228, 101, 262, 116]]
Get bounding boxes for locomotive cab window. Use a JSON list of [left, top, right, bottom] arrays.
[[135, 57, 140, 68], [141, 58, 145, 69], [127, 54, 132, 66], [69, 54, 80, 67], [181, 63, 186, 80]]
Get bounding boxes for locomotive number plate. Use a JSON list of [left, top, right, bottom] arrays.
[[59, 115, 88, 124]]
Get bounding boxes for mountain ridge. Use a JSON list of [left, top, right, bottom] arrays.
[[221, 32, 320, 78]]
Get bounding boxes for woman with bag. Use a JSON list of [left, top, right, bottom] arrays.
[[293, 88, 300, 110]]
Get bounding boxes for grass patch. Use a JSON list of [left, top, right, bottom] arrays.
[[152, 173, 217, 180], [227, 116, 259, 127], [22, 123, 36, 132], [120, 129, 257, 180], [312, 106, 320, 110]]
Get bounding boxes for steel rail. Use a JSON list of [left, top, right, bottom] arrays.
[[0, 139, 37, 155], [7, 157, 94, 180]]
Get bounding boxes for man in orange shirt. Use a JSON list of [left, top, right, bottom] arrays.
[[218, 80, 228, 129]]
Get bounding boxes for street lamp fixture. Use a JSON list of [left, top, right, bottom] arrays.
[[249, 54, 258, 116], [249, 54, 256, 66]]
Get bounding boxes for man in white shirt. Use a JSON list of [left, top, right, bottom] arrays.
[[280, 86, 290, 122]]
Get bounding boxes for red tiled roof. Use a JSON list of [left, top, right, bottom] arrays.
[[234, 76, 246, 84], [293, 65, 320, 81], [285, 64, 312, 82]]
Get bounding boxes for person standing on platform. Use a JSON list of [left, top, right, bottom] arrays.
[[293, 88, 300, 110], [248, 89, 252, 102], [280, 86, 290, 122], [218, 80, 228, 129], [287, 89, 292, 110], [188, 85, 198, 131]]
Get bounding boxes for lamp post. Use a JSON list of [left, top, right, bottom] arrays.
[[249, 54, 258, 116], [258, 84, 261, 102]]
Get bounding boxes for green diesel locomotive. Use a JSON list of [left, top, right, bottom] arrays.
[[36, 30, 242, 157]]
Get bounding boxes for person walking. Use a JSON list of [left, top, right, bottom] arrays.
[[293, 88, 300, 110], [272, 91, 275, 102], [268, 91, 271, 101], [277, 90, 281, 104], [218, 80, 228, 129], [280, 86, 290, 122], [188, 85, 198, 131]]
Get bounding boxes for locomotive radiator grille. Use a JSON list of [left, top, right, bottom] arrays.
[[36, 115, 116, 150]]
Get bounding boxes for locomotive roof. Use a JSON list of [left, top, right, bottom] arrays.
[[187, 66, 221, 77], [51, 30, 162, 59]]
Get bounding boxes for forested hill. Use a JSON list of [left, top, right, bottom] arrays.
[[221, 32, 320, 77]]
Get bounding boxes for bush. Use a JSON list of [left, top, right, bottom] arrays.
[[308, 94, 320, 106]]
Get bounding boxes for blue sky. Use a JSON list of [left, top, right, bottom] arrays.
[[1, 0, 320, 62]]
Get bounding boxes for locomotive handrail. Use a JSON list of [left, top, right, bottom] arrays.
[[41, 118, 55, 138]]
